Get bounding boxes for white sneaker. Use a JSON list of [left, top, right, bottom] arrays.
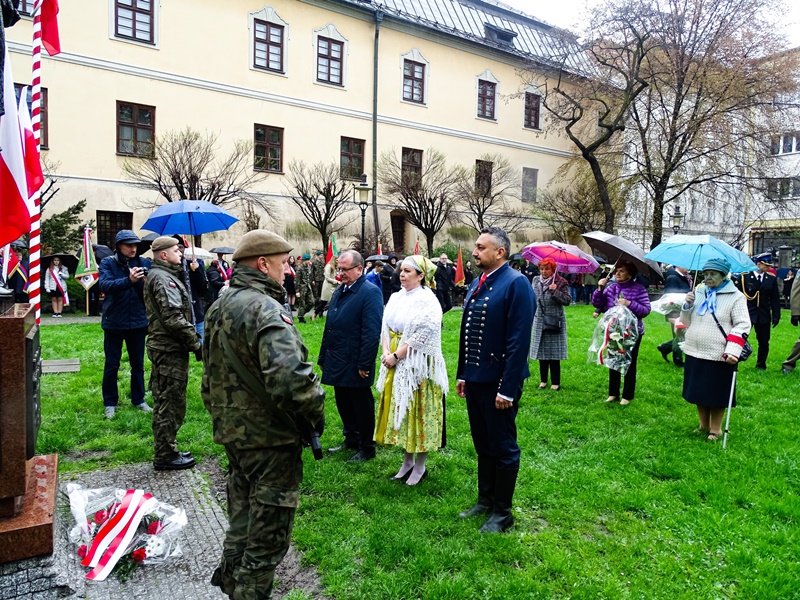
[[135, 402, 153, 413], [104, 406, 116, 419]]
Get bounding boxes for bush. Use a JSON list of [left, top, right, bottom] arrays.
[[432, 240, 460, 262]]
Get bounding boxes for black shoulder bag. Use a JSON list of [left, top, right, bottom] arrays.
[[538, 296, 562, 333], [710, 311, 752, 362]]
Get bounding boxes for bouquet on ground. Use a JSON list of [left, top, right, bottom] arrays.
[[588, 305, 640, 375], [67, 484, 188, 581]]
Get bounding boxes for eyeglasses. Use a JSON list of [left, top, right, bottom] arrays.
[[336, 265, 360, 273]]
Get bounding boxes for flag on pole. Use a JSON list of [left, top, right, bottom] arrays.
[[0, 48, 32, 248], [75, 227, 99, 290], [377, 241, 383, 255], [41, 0, 62, 56], [454, 246, 465, 286], [18, 87, 44, 198], [325, 234, 338, 265], [414, 239, 420, 255]]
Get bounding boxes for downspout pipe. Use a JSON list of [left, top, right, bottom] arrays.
[[371, 10, 384, 240]]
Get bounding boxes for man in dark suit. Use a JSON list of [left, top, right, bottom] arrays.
[[318, 250, 384, 462], [456, 226, 535, 533], [435, 253, 455, 314], [734, 253, 781, 370]]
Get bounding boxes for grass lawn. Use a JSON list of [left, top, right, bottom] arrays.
[[40, 306, 800, 599]]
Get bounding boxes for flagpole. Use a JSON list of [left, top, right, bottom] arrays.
[[27, 0, 45, 324]]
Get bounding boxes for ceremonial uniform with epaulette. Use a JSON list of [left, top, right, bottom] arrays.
[[733, 253, 781, 369], [202, 231, 325, 600], [456, 227, 535, 534]]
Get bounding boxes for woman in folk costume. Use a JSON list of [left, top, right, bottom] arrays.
[[375, 255, 448, 486], [44, 256, 69, 317]]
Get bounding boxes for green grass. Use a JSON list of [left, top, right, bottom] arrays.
[[39, 307, 800, 599]]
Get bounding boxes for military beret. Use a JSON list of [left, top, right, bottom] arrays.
[[301, 253, 311, 260], [315, 250, 323, 256], [232, 230, 293, 261], [151, 236, 179, 253]]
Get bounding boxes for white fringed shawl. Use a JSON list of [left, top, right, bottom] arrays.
[[376, 286, 449, 430]]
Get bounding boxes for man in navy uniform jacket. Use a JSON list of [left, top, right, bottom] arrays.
[[456, 226, 535, 533], [734, 253, 781, 370]]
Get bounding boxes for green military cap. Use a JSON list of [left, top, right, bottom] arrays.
[[232, 230, 294, 262], [151, 235, 179, 253]]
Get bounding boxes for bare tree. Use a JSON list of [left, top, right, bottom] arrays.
[[625, 0, 800, 247], [522, 0, 657, 233], [122, 127, 274, 244], [379, 148, 459, 256], [453, 153, 530, 233], [39, 156, 61, 211], [535, 160, 628, 242], [284, 160, 355, 251]]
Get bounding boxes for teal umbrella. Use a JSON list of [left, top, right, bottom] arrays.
[[644, 234, 757, 273]]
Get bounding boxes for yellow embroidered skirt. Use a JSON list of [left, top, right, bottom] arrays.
[[375, 329, 443, 453]]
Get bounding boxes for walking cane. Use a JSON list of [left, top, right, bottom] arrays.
[[722, 365, 738, 450]]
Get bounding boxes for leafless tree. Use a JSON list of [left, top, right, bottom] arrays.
[[453, 153, 530, 233], [284, 160, 355, 251], [379, 148, 459, 256], [39, 155, 61, 211], [122, 127, 274, 244], [522, 0, 658, 233]]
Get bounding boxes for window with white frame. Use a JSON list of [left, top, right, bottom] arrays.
[[400, 49, 430, 105], [249, 7, 289, 75], [767, 177, 800, 199], [524, 91, 542, 130], [313, 25, 348, 87], [476, 70, 499, 121], [522, 167, 538, 203], [112, 0, 156, 45], [770, 133, 799, 155]]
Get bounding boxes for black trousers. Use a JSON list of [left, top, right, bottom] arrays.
[[465, 381, 521, 469], [753, 322, 771, 368], [102, 327, 147, 407], [333, 386, 376, 453], [609, 335, 642, 400], [436, 289, 453, 314], [539, 360, 561, 386]]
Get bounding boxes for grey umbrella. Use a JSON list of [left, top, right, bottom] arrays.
[[210, 246, 236, 255], [366, 254, 388, 262], [582, 231, 663, 281]]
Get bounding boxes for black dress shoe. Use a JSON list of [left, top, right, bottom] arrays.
[[154, 455, 196, 471], [328, 444, 358, 453], [179, 451, 193, 458], [659, 347, 670, 362], [389, 468, 413, 482], [479, 511, 514, 533], [405, 469, 428, 486], [347, 450, 375, 463]]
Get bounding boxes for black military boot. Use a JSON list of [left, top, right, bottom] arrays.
[[459, 456, 495, 518], [479, 467, 518, 533]]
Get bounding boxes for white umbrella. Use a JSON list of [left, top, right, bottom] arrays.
[[182, 247, 214, 260]]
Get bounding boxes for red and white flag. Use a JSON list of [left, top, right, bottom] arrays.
[[0, 47, 32, 248], [41, 0, 62, 56], [413, 239, 420, 255], [18, 86, 44, 198]]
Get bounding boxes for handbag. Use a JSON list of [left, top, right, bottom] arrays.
[[710, 311, 752, 362], [538, 297, 562, 333]]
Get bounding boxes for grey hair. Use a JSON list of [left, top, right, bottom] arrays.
[[340, 249, 364, 268], [480, 226, 511, 259]]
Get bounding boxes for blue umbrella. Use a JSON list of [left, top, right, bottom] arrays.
[[141, 200, 238, 238], [644, 234, 757, 273]]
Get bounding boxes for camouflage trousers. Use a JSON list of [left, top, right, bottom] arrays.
[[296, 288, 315, 318], [211, 444, 303, 600], [147, 349, 189, 464]]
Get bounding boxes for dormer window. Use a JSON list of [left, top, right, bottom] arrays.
[[484, 23, 517, 47]]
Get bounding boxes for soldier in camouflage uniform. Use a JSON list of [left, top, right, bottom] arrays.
[[143, 236, 201, 471], [311, 251, 325, 302], [202, 230, 325, 600], [294, 254, 314, 323]]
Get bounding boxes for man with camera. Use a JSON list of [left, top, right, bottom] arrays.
[[98, 229, 152, 419], [143, 236, 201, 472], [202, 230, 325, 600]]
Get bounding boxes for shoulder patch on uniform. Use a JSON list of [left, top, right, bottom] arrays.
[[281, 313, 294, 325], [169, 281, 177, 287]]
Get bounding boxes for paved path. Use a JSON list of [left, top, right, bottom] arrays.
[[1, 464, 228, 600], [39, 316, 101, 326]]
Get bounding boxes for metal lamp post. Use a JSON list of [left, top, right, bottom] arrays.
[[671, 205, 684, 234], [354, 174, 370, 253]]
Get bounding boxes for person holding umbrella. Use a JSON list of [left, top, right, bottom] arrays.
[[592, 260, 652, 405], [43, 256, 70, 317], [528, 257, 570, 391], [680, 258, 750, 441]]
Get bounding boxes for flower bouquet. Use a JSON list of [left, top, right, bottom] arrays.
[[651, 292, 688, 316], [588, 305, 640, 375], [67, 483, 187, 582]]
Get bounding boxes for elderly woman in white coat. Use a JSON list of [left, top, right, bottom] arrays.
[[375, 255, 448, 486], [681, 257, 751, 441], [44, 256, 69, 317]]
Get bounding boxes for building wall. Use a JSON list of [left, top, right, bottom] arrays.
[[6, 0, 575, 253]]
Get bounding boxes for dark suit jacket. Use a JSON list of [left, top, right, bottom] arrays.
[[734, 271, 781, 325], [457, 262, 535, 398], [318, 274, 383, 387]]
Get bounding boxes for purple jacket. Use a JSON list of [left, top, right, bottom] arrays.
[[591, 279, 652, 334]]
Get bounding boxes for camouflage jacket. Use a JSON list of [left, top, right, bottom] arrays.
[[201, 265, 325, 449], [143, 260, 201, 353], [295, 262, 313, 293], [311, 258, 324, 287]]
